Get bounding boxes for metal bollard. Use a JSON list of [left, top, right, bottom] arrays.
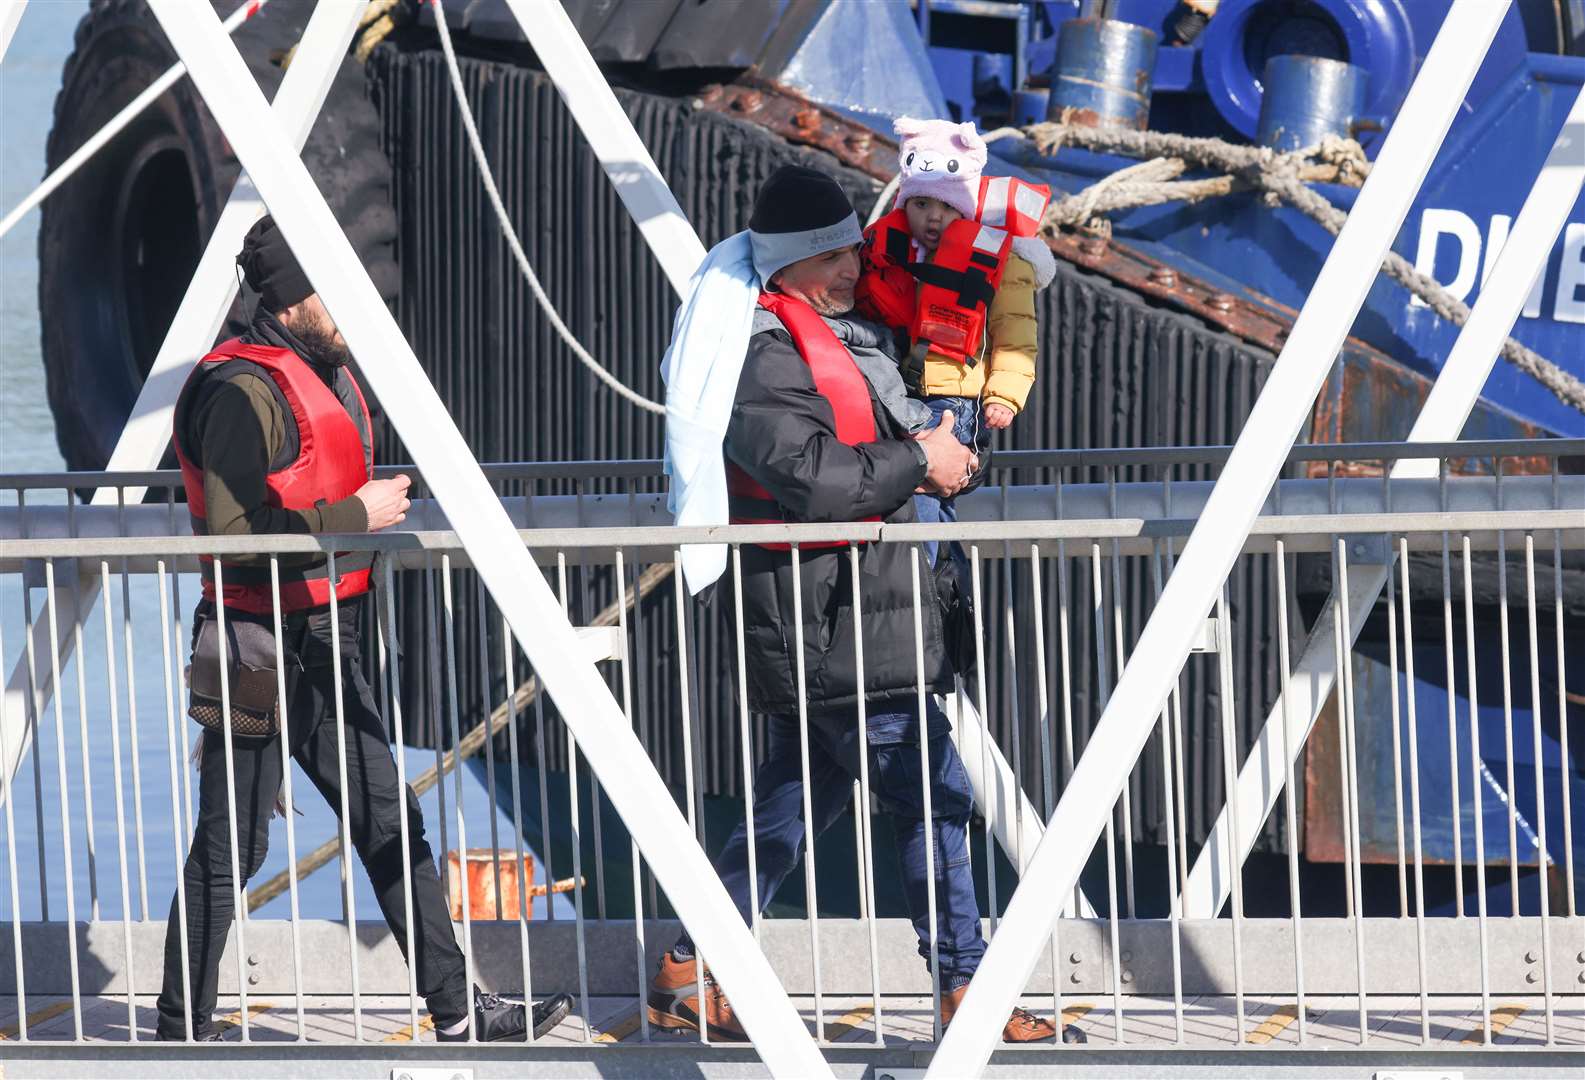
[[1256, 54, 1367, 151], [1047, 18, 1160, 129]]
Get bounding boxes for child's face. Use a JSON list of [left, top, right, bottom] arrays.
[[903, 196, 963, 254]]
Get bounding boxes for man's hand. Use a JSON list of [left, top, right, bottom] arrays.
[[914, 410, 978, 497], [983, 402, 1015, 430], [355, 474, 412, 532]]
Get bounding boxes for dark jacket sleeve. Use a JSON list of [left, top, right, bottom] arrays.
[[725, 329, 927, 522], [196, 373, 369, 539]]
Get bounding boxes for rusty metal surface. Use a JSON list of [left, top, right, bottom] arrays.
[[692, 77, 897, 180]]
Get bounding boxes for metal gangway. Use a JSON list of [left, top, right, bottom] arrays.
[[1, 0, 1583, 1076]]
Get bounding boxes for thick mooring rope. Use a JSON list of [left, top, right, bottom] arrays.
[[980, 120, 1585, 416]]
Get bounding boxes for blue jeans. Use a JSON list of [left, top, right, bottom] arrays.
[[674, 696, 986, 989], [913, 396, 984, 566]]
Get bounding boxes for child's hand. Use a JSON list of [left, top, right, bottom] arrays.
[[983, 403, 1015, 430]]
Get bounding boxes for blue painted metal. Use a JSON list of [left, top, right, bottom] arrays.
[[1012, 87, 1050, 126], [1047, 17, 1160, 127], [1256, 54, 1367, 150]]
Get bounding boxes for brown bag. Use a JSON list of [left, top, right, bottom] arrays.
[[187, 614, 281, 738]]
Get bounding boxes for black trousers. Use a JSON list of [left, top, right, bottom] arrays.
[[156, 597, 468, 1038]]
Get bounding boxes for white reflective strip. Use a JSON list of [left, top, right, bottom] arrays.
[[1013, 182, 1048, 226], [980, 176, 1010, 227], [972, 224, 1007, 255]]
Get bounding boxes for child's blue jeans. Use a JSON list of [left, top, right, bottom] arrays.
[[913, 396, 985, 566]]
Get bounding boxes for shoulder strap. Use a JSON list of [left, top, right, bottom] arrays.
[[176, 357, 299, 473], [757, 293, 878, 446]]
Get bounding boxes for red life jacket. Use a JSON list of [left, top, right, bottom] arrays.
[[173, 340, 374, 615], [856, 209, 1016, 366], [726, 293, 881, 551], [975, 175, 1051, 237]]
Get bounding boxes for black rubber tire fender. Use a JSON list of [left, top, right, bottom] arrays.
[[39, 0, 398, 473]]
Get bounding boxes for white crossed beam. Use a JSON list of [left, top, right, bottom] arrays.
[[141, 0, 828, 1072], [1182, 80, 1585, 919], [928, 1, 1516, 1073]]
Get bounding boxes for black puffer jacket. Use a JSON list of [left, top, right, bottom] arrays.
[[725, 318, 956, 715]]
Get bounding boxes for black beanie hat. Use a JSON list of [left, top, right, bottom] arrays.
[[237, 215, 314, 313], [748, 165, 862, 283]]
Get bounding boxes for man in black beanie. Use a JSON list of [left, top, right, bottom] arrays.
[[648, 167, 1062, 1043], [157, 215, 572, 1044]]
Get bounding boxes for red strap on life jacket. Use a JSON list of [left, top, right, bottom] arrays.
[[727, 293, 882, 550], [173, 339, 375, 615], [909, 218, 1014, 364]]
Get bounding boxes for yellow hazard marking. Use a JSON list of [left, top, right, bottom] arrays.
[[593, 1008, 643, 1044], [0, 1001, 74, 1040], [1247, 1003, 1300, 1044], [1461, 1003, 1526, 1044], [386, 1014, 437, 1043], [821, 1004, 875, 1043], [216, 1001, 274, 1034]]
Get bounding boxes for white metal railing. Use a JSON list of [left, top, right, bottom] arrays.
[[1, 445, 1579, 1062]]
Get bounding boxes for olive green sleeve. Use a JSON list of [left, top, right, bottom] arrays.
[[196, 373, 369, 539]]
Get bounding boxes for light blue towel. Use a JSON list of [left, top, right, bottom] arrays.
[[661, 231, 761, 595]]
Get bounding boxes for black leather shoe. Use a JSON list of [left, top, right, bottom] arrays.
[[155, 1026, 229, 1042], [436, 985, 575, 1042]]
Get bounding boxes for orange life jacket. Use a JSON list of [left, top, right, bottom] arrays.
[[726, 292, 880, 550], [174, 340, 374, 615], [856, 176, 1051, 367]]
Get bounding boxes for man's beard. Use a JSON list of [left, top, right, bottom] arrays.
[[293, 317, 351, 369]]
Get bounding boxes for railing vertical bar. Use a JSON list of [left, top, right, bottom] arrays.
[[910, 547, 943, 1040], [1523, 534, 1555, 1044], [378, 562, 421, 1035], [268, 559, 306, 1041], [425, 563, 451, 912], [19, 575, 49, 921], [1398, 541, 1431, 1044], [1329, 553, 1357, 924], [156, 561, 194, 1042], [208, 560, 251, 1041], [615, 548, 650, 1042], [1497, 527, 1522, 916], [727, 545, 759, 943], [500, 613, 539, 1041], [969, 545, 997, 932], [1105, 510, 1136, 917], [1028, 544, 1063, 1028], [1385, 535, 1409, 919], [630, 548, 658, 924], [114, 489, 150, 920], [670, 549, 708, 1046], [848, 543, 885, 1045], [474, 577, 506, 919], [1214, 586, 1247, 1044], [555, 551, 594, 1042], [529, 624, 556, 934], [1150, 543, 1185, 1045], [1333, 542, 1368, 1043], [43, 560, 83, 1039], [324, 553, 363, 1040], [1055, 539, 1082, 914], [0, 592, 28, 1040], [97, 561, 136, 1038], [788, 542, 825, 1041], [439, 555, 477, 1042], [574, 488, 610, 924], [1459, 536, 1493, 1043], [1164, 542, 1191, 904], [1089, 543, 1124, 1043], [170, 566, 195, 844], [1553, 524, 1575, 919], [1001, 541, 1028, 906], [1439, 465, 1465, 916], [67, 571, 99, 921]]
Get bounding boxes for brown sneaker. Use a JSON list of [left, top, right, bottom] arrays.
[[941, 984, 1061, 1043], [646, 951, 749, 1041]]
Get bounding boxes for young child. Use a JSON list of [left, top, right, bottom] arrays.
[[857, 117, 1056, 555]]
